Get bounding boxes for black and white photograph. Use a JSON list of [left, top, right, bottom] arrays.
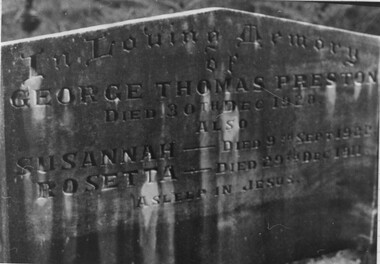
[[1, 1, 379, 263]]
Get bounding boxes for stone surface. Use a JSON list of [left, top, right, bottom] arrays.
[[1, 8, 379, 264]]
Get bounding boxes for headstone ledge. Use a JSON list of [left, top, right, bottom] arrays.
[[1, 7, 379, 264]]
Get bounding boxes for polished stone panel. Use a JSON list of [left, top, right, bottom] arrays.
[[1, 8, 379, 264]]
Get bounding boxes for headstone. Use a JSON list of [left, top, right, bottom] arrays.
[[1, 8, 379, 264]]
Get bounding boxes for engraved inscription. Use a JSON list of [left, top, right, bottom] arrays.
[[3, 10, 378, 214]]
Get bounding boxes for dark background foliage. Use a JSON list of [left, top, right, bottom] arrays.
[[2, 0, 380, 42]]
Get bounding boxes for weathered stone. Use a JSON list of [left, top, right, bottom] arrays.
[[1, 8, 379, 264]]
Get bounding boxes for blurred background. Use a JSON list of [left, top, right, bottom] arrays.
[[2, 0, 380, 42]]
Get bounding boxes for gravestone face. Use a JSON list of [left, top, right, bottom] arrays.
[[1, 8, 379, 264]]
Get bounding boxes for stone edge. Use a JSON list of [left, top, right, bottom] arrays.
[[1, 7, 380, 47]]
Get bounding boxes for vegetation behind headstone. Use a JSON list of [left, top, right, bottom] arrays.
[[2, 0, 380, 41]]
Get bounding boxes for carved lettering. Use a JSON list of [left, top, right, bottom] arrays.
[[86, 35, 115, 65], [144, 27, 162, 47], [54, 52, 71, 69], [288, 34, 306, 48], [237, 24, 262, 47]]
